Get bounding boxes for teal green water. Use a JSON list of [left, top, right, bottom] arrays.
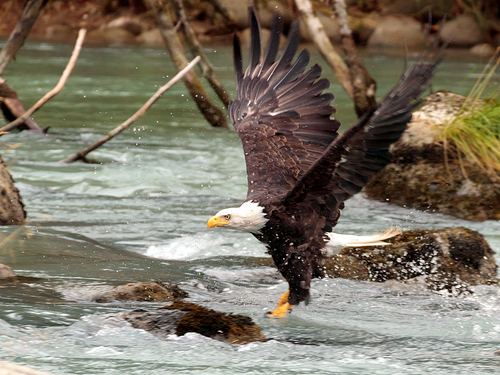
[[1, 40, 500, 374]]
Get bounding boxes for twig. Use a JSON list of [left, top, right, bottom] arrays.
[[0, 29, 87, 136], [59, 56, 202, 164]]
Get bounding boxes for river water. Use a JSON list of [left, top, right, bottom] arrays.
[[1, 40, 500, 374]]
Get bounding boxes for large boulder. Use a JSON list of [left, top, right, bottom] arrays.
[[365, 91, 500, 221], [323, 227, 498, 294], [440, 15, 483, 47], [123, 301, 266, 345], [91, 281, 188, 303], [367, 15, 425, 49]]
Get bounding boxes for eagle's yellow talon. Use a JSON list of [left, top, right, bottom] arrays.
[[267, 291, 293, 318]]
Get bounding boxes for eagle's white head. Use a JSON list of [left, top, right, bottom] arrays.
[[207, 201, 268, 233]]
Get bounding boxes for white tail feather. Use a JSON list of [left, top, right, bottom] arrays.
[[322, 227, 402, 257]]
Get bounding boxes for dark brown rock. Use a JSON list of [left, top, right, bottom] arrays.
[[123, 301, 266, 345], [365, 91, 500, 221], [323, 227, 498, 293], [91, 281, 188, 303], [0, 156, 26, 225]]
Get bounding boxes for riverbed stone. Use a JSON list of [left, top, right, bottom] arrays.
[[364, 91, 500, 221], [440, 15, 483, 47], [123, 301, 266, 344], [91, 281, 188, 303], [0, 263, 15, 279], [367, 15, 425, 49], [323, 227, 498, 294], [470, 43, 496, 57]]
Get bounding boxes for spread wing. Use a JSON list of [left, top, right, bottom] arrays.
[[228, 10, 340, 202], [281, 42, 444, 232]]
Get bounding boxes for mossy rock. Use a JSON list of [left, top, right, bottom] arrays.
[[323, 227, 498, 293], [365, 91, 500, 221], [91, 281, 188, 303], [123, 301, 266, 345]]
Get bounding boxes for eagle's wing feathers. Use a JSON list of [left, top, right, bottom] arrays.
[[282, 45, 443, 230], [229, 10, 340, 202]]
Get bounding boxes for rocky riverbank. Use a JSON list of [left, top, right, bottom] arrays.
[[1, 0, 499, 55]]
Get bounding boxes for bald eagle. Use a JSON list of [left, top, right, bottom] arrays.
[[207, 10, 442, 317]]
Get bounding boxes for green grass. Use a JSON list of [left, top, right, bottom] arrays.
[[437, 48, 500, 174]]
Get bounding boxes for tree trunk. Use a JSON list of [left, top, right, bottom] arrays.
[[0, 0, 48, 75], [149, 0, 228, 128], [294, 0, 353, 99], [333, 0, 377, 116], [172, 0, 231, 107]]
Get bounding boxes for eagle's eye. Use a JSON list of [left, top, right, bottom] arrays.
[[241, 113, 247, 119], [223, 214, 231, 220]]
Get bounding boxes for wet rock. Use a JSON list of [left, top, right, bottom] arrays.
[[123, 301, 266, 344], [364, 91, 500, 221], [91, 281, 188, 303], [470, 43, 496, 57], [0, 263, 15, 279], [367, 15, 425, 49], [440, 15, 483, 47], [0, 156, 26, 225], [323, 227, 498, 294]]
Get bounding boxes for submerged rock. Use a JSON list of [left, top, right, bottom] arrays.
[[365, 91, 500, 221], [0, 263, 15, 279], [123, 301, 266, 344], [91, 281, 188, 303], [323, 227, 497, 293]]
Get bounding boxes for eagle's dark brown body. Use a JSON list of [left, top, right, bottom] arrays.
[[221, 9, 443, 307]]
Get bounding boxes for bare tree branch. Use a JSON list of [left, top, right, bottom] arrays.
[[60, 55, 202, 164], [294, 0, 353, 99], [149, 0, 228, 128], [0, 0, 47, 75], [0, 29, 87, 136], [333, 0, 376, 116], [172, 0, 231, 107]]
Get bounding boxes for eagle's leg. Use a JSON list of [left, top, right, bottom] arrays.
[[267, 290, 293, 318]]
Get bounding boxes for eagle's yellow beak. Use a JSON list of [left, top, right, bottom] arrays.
[[207, 216, 229, 229]]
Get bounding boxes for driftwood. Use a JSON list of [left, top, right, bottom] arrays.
[[294, 0, 353, 99], [149, 0, 228, 128], [172, 0, 231, 107], [0, 0, 48, 76], [333, 0, 377, 116], [0, 80, 46, 133], [60, 56, 201, 163], [0, 29, 87, 136]]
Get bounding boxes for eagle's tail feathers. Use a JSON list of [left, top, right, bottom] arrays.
[[323, 227, 402, 257]]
